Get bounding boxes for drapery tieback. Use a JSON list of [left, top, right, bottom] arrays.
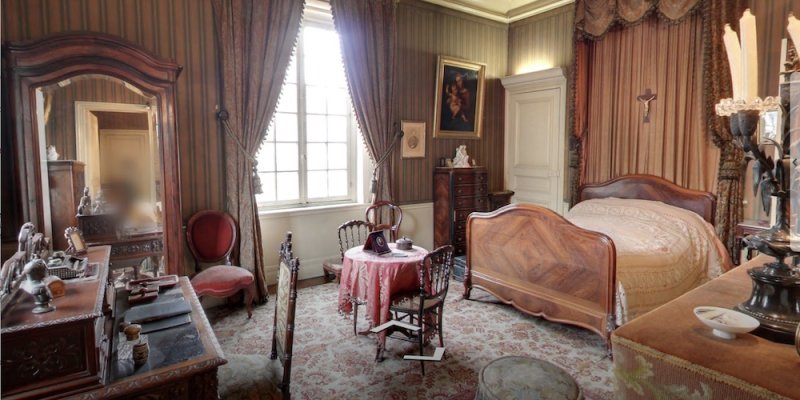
[[217, 109, 263, 194]]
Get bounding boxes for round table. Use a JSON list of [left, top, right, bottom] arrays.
[[475, 356, 582, 400], [337, 243, 428, 358]]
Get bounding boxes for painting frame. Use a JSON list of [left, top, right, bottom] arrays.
[[433, 56, 486, 140], [401, 120, 426, 158]]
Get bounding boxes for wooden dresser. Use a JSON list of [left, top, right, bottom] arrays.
[[1, 246, 113, 399], [433, 167, 489, 256], [1, 246, 225, 399]]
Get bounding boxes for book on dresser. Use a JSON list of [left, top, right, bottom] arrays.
[[433, 167, 489, 256]]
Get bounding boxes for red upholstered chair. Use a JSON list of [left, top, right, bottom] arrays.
[[187, 210, 256, 318]]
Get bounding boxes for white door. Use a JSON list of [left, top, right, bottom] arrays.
[[502, 68, 567, 214]]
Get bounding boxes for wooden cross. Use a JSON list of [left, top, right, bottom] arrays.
[[636, 88, 656, 123]]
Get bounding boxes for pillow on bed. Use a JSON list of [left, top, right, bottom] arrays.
[[566, 197, 730, 324]]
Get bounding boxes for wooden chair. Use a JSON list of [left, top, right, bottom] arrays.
[[365, 201, 403, 242], [218, 232, 299, 400], [321, 219, 372, 283], [271, 232, 300, 399], [187, 210, 256, 318], [388, 245, 454, 375]]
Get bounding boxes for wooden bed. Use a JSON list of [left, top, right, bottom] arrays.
[[463, 174, 716, 344]]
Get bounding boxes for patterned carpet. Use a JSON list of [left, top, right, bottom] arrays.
[[208, 281, 615, 399]]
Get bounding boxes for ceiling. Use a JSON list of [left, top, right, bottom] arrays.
[[421, 0, 574, 23]]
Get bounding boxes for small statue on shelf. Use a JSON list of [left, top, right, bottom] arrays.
[[93, 190, 107, 214], [77, 187, 92, 216], [453, 145, 470, 168], [46, 145, 60, 161]]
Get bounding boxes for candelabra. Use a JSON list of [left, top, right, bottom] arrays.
[[716, 96, 800, 343]]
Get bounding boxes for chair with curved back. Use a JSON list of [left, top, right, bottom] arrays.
[[365, 201, 403, 242], [322, 219, 373, 283], [387, 245, 454, 375], [187, 210, 256, 318]]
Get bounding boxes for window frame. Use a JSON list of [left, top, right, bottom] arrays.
[[256, 16, 359, 210]]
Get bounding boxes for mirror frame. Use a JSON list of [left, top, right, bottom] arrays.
[[4, 32, 184, 275]]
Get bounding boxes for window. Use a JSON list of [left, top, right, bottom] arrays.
[[256, 21, 358, 207]]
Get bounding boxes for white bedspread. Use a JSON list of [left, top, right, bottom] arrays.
[[565, 198, 729, 325]]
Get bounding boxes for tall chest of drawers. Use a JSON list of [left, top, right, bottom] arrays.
[[433, 167, 489, 256]]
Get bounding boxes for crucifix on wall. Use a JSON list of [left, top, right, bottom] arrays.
[[636, 88, 656, 123]]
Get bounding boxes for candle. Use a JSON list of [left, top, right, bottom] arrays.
[[739, 9, 758, 102], [789, 14, 800, 55], [723, 24, 743, 100]]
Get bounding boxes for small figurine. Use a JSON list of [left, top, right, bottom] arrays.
[[77, 187, 92, 216], [453, 145, 471, 168], [46, 145, 60, 161], [20, 256, 55, 314], [93, 190, 107, 214]]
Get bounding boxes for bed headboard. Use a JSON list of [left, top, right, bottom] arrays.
[[577, 174, 716, 225]]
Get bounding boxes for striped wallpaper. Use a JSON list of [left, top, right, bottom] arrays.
[[4, 0, 587, 237], [508, 5, 574, 76], [395, 0, 508, 203], [44, 77, 150, 160], [3, 0, 224, 222]]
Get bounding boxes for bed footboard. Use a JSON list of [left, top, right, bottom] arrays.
[[464, 203, 616, 342]]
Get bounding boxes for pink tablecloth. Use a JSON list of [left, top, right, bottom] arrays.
[[338, 244, 428, 349]]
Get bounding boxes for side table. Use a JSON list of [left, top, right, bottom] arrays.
[[733, 219, 769, 265]]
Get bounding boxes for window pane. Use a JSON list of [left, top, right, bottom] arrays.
[[275, 143, 298, 172], [328, 170, 348, 197], [307, 143, 327, 170], [329, 61, 347, 89], [275, 113, 297, 142], [285, 54, 297, 84], [327, 143, 347, 169], [276, 172, 299, 201], [255, 172, 276, 203], [307, 170, 328, 199], [265, 122, 276, 142], [256, 143, 275, 172], [277, 83, 297, 113], [327, 88, 348, 115], [328, 116, 347, 142], [306, 114, 327, 142], [306, 85, 327, 114]]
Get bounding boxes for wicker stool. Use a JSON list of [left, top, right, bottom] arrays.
[[475, 356, 582, 400]]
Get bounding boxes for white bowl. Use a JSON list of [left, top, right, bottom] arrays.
[[693, 306, 760, 339]]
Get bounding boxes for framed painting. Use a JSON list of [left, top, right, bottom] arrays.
[[433, 56, 486, 139], [401, 121, 426, 158]]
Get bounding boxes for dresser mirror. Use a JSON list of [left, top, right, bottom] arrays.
[[4, 32, 184, 275]]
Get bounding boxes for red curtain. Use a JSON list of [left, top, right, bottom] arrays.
[[582, 14, 718, 192], [571, 0, 748, 254]]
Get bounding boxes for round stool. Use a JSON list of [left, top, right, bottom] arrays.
[[475, 356, 582, 400]]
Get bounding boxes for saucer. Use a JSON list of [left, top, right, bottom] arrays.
[[694, 306, 759, 339]]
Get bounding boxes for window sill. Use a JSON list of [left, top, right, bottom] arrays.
[[257, 202, 368, 219]]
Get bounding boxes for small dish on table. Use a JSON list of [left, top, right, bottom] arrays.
[[694, 306, 759, 339]]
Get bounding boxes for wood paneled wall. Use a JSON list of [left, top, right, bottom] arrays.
[[508, 5, 574, 76], [395, 0, 508, 203], [44, 77, 150, 160], [2, 0, 224, 222]]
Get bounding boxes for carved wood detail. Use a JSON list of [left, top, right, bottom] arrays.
[[2, 330, 87, 389], [4, 32, 184, 275], [578, 174, 716, 224], [434, 167, 489, 256], [465, 175, 716, 346]]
